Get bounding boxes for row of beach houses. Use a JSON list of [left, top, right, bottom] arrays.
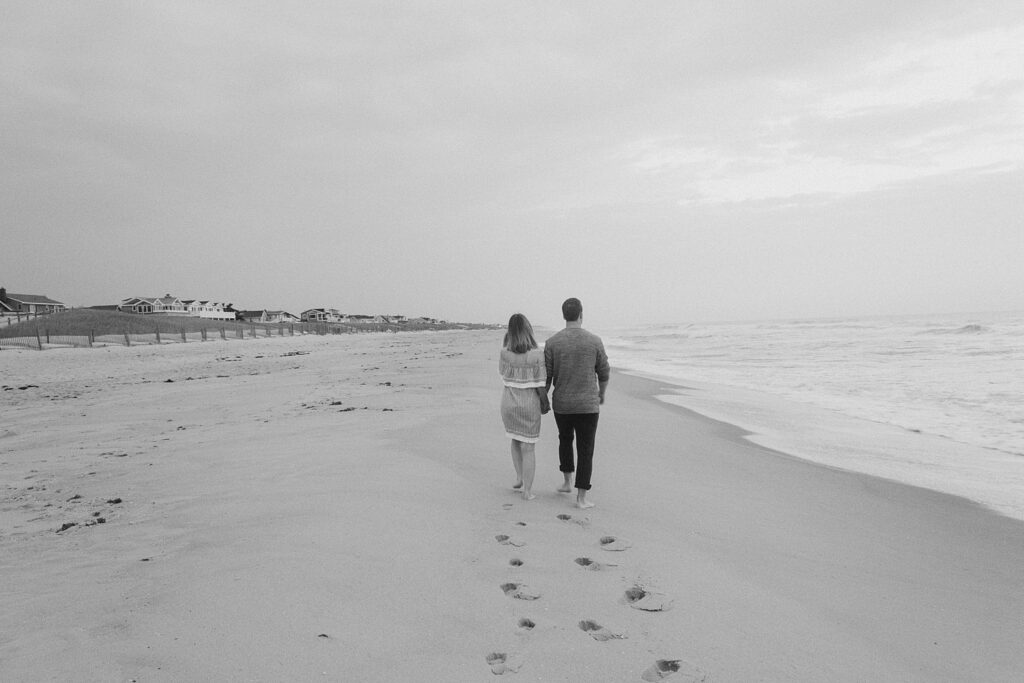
[[115, 295, 430, 325], [1, 286, 437, 326]]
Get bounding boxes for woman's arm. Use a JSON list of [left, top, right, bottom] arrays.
[[536, 386, 550, 414]]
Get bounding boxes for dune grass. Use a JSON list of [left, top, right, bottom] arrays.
[[0, 309, 262, 338]]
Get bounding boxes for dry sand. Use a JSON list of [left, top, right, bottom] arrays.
[[2, 330, 1022, 681]]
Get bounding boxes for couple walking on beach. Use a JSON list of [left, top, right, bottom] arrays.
[[499, 298, 610, 508]]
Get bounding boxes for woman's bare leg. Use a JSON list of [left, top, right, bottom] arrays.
[[511, 440, 523, 489], [521, 442, 536, 500]]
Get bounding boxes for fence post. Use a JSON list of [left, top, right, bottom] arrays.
[[36, 328, 43, 350], [202, 328, 207, 341], [181, 328, 186, 343], [237, 327, 243, 339], [221, 327, 226, 340], [155, 326, 161, 343], [124, 331, 131, 347], [45, 328, 50, 344], [88, 330, 94, 348]]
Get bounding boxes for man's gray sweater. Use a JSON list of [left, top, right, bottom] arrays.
[[544, 327, 610, 414]]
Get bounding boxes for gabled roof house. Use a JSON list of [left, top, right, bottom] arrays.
[[301, 308, 345, 323], [240, 310, 300, 324], [119, 295, 188, 315], [0, 287, 67, 315]]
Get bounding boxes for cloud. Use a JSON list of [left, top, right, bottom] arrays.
[[622, 23, 1024, 205]]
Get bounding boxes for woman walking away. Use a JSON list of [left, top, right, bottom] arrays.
[[499, 313, 549, 500]]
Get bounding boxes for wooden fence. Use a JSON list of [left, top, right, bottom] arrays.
[[0, 323, 305, 351], [0, 320, 446, 351]]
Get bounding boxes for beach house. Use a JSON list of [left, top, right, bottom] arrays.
[[238, 310, 299, 324], [0, 287, 67, 316], [184, 300, 236, 320], [300, 308, 346, 323], [118, 295, 189, 316]]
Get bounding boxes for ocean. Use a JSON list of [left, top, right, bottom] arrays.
[[603, 311, 1024, 522]]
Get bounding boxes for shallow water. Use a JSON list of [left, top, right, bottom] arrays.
[[605, 311, 1024, 521]]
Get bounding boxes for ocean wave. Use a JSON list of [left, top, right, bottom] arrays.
[[919, 324, 988, 335]]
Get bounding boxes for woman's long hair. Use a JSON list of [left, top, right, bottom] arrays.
[[504, 313, 538, 354]]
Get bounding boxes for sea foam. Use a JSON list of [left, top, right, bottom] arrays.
[[606, 311, 1024, 521]]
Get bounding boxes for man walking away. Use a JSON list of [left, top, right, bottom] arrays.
[[544, 298, 610, 509]]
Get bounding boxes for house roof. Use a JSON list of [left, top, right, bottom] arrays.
[[4, 292, 66, 306]]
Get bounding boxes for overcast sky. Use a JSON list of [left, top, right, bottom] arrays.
[[2, 1, 1022, 328]]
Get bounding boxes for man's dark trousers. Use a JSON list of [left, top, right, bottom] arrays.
[[553, 412, 600, 490]]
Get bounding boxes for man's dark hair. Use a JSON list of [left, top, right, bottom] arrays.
[[562, 297, 582, 322]]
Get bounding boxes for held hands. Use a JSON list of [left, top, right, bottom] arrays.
[[540, 396, 551, 415]]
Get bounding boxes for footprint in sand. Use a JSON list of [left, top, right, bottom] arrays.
[[640, 658, 706, 682], [501, 582, 541, 600], [502, 503, 514, 510], [556, 513, 591, 527], [625, 585, 674, 612], [574, 557, 616, 571], [485, 652, 522, 675], [578, 619, 626, 641], [599, 535, 632, 551], [509, 558, 524, 567], [495, 534, 525, 547], [517, 618, 535, 632]]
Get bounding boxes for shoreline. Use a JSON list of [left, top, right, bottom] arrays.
[[616, 367, 1024, 524], [2, 330, 1022, 680]]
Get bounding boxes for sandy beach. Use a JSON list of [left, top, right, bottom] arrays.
[[2, 330, 1022, 681]]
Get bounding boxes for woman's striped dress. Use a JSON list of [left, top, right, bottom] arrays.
[[499, 347, 546, 443]]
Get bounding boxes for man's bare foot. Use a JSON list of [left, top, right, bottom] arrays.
[[522, 491, 536, 501], [513, 480, 523, 490], [557, 484, 572, 493], [577, 498, 595, 509]]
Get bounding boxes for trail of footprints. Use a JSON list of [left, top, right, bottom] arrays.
[[487, 509, 706, 680]]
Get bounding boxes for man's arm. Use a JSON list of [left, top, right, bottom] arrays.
[[544, 345, 554, 393], [595, 339, 610, 405]]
